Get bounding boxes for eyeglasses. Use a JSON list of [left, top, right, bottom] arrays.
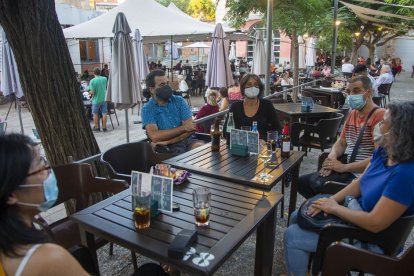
[[26, 156, 51, 177]]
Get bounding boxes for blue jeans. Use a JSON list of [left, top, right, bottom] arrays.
[[284, 210, 384, 276]]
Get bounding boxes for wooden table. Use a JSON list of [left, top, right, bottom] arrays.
[[303, 87, 345, 108], [72, 174, 283, 276], [164, 142, 304, 217], [274, 103, 339, 133]]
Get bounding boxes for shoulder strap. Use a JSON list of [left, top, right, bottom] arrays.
[[15, 244, 42, 276], [349, 107, 379, 163]]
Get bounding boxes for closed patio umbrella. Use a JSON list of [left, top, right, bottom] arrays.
[[205, 23, 233, 88], [298, 36, 306, 69], [133, 29, 149, 82], [229, 42, 236, 60], [252, 30, 266, 76], [1, 29, 24, 134], [306, 37, 316, 67], [106, 12, 142, 143]]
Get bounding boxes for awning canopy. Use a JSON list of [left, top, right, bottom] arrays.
[[63, 0, 238, 43]]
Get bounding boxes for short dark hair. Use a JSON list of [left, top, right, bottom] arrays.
[[93, 67, 101, 75], [353, 64, 367, 74], [219, 87, 228, 98], [348, 75, 372, 91], [239, 74, 264, 98], [0, 134, 46, 257], [344, 57, 350, 62], [386, 101, 414, 162], [145, 69, 165, 88]]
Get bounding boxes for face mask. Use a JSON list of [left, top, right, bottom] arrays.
[[347, 93, 367, 110], [155, 85, 173, 101], [244, 87, 260, 98], [17, 170, 59, 212], [373, 123, 389, 145]]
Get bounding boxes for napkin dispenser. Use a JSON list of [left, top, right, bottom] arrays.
[[230, 144, 249, 157]]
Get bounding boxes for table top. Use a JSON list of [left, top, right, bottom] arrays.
[[273, 103, 338, 116], [164, 142, 305, 190], [72, 174, 283, 276]]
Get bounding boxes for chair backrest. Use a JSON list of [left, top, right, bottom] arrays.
[[315, 113, 344, 139], [53, 163, 128, 211], [101, 142, 157, 176], [378, 83, 392, 95]]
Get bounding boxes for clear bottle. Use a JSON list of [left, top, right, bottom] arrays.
[[281, 122, 291, 158], [251, 121, 258, 133], [226, 112, 235, 146]]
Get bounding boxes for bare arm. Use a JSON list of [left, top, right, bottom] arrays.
[[154, 132, 192, 145], [219, 97, 229, 112], [33, 244, 89, 276], [146, 117, 195, 143]]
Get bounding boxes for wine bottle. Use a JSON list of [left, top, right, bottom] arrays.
[[281, 122, 291, 158], [211, 119, 221, 152], [226, 112, 235, 146]]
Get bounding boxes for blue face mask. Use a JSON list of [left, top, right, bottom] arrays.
[[17, 170, 59, 212], [347, 93, 367, 110]]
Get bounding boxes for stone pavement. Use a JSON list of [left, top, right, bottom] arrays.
[[1, 72, 413, 275]]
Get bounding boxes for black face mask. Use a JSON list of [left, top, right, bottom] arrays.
[[155, 85, 173, 101]]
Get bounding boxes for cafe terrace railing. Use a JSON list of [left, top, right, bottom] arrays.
[[72, 79, 319, 164]]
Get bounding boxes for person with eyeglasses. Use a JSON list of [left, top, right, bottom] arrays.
[[0, 134, 88, 276], [224, 73, 281, 141], [298, 76, 385, 199]]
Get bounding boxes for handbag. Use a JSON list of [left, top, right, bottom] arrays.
[[297, 194, 345, 232], [308, 107, 379, 194]]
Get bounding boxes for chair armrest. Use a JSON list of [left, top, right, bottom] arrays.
[[312, 223, 392, 275], [322, 242, 413, 275], [33, 214, 56, 241], [291, 122, 316, 146]]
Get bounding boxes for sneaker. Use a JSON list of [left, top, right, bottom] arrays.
[[103, 128, 107, 132], [93, 127, 100, 132]]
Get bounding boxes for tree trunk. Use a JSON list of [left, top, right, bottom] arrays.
[[0, 1, 103, 212], [0, 0, 101, 163], [291, 30, 299, 102], [350, 47, 359, 64], [367, 44, 375, 61]]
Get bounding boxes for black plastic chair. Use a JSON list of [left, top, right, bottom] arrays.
[[373, 95, 386, 107], [322, 242, 414, 276], [378, 83, 392, 105], [291, 113, 344, 152], [100, 141, 165, 182], [309, 181, 414, 276], [106, 102, 119, 128]]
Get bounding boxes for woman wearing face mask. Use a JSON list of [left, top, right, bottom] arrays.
[[284, 101, 414, 276], [225, 73, 281, 140], [0, 134, 88, 276]]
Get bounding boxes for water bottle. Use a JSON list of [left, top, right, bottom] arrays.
[[251, 121, 258, 133], [226, 112, 235, 146]]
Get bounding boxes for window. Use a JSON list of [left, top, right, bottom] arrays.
[[79, 39, 99, 63]]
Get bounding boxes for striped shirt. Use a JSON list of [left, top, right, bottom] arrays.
[[340, 107, 385, 163]]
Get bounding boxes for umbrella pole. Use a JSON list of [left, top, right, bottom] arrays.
[[18, 101, 24, 134], [265, 0, 273, 96], [170, 36, 173, 82], [125, 109, 129, 143]]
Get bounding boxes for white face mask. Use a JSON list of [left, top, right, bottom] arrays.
[[244, 87, 260, 98], [373, 123, 389, 146]]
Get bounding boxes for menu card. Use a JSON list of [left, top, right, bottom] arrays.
[[230, 129, 259, 154], [131, 171, 173, 213]]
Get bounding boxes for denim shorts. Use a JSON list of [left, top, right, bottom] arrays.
[[92, 102, 107, 114]]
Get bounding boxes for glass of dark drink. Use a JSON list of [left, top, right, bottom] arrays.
[[132, 192, 151, 229], [192, 188, 211, 226], [267, 131, 278, 152]]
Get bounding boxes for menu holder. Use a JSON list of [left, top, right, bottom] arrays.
[[131, 170, 173, 213], [230, 129, 259, 155]]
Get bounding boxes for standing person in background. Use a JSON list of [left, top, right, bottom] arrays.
[[224, 73, 281, 140], [88, 67, 108, 132], [391, 58, 398, 78], [0, 134, 89, 276], [100, 64, 109, 78]]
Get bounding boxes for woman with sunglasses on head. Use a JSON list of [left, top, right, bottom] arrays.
[[0, 134, 88, 276], [283, 101, 414, 276], [224, 73, 281, 140]]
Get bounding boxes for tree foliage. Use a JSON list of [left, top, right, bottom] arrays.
[[155, 0, 190, 12], [187, 0, 216, 21]]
